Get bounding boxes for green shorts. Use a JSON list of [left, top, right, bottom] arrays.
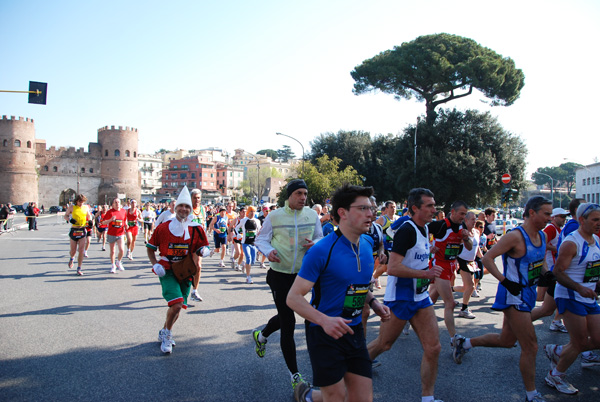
[[159, 270, 191, 309]]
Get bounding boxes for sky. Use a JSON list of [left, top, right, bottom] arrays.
[[1, 0, 599, 177]]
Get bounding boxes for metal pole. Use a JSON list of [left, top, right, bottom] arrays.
[[536, 171, 554, 205], [276, 132, 305, 174]]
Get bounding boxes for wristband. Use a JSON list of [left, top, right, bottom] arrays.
[[368, 298, 377, 307]]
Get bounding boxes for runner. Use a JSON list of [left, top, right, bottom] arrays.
[[287, 184, 390, 402], [190, 189, 207, 302], [141, 203, 156, 244], [427, 201, 473, 345], [483, 208, 498, 249], [209, 207, 229, 267], [225, 202, 238, 259], [155, 199, 175, 226], [95, 205, 109, 251], [257, 206, 270, 268], [452, 196, 552, 402], [236, 206, 261, 284], [367, 188, 445, 402], [253, 179, 323, 397], [231, 207, 246, 271], [64, 194, 93, 276], [372, 201, 398, 289], [543, 203, 600, 395], [101, 198, 128, 273], [146, 186, 210, 354], [125, 200, 142, 260]]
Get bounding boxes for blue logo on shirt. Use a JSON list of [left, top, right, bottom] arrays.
[[414, 252, 429, 262]]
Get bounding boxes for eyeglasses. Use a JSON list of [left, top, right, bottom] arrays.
[[349, 205, 377, 213]]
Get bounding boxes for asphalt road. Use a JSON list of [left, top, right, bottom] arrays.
[[0, 216, 597, 402]]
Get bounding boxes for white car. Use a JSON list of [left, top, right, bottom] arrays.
[[495, 219, 520, 236]]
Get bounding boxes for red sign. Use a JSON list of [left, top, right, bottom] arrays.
[[501, 173, 511, 184]]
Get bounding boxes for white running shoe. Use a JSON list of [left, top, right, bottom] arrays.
[[549, 321, 568, 333], [158, 328, 176, 347], [471, 289, 480, 297], [84, 251, 89, 258], [260, 262, 267, 269], [190, 292, 203, 302], [581, 351, 600, 368], [246, 276, 253, 284], [544, 371, 578, 394], [458, 309, 476, 319], [160, 329, 173, 354], [219, 260, 225, 268], [110, 265, 117, 274], [544, 344, 560, 370], [116, 260, 125, 271], [127, 251, 133, 260]]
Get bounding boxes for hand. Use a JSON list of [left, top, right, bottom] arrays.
[[378, 253, 388, 264], [268, 250, 281, 263], [428, 265, 443, 279], [430, 245, 439, 254], [70, 218, 77, 224], [501, 278, 523, 296], [543, 270, 556, 283], [153, 263, 166, 277], [460, 229, 470, 241], [577, 285, 597, 299], [198, 246, 212, 257], [321, 316, 353, 339], [303, 238, 315, 249], [373, 302, 391, 322]]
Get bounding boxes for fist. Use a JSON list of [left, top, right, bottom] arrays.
[[153, 263, 166, 277]]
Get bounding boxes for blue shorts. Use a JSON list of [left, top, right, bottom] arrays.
[[556, 298, 600, 316], [385, 297, 433, 321], [214, 235, 227, 249], [491, 283, 536, 313]]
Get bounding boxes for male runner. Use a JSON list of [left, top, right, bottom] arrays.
[[101, 198, 128, 273], [210, 207, 229, 267], [453, 196, 552, 402], [253, 179, 323, 396], [452, 211, 482, 319], [367, 188, 445, 402], [147, 186, 210, 354], [190, 189, 207, 302], [483, 207, 498, 249], [125, 200, 142, 260], [543, 203, 600, 395], [372, 201, 398, 288], [287, 184, 390, 402], [428, 201, 473, 345]]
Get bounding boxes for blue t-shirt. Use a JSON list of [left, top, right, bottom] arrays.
[[390, 215, 410, 231], [299, 230, 374, 327], [555, 218, 579, 260], [322, 221, 336, 236]]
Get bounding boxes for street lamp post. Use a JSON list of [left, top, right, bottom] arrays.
[[276, 132, 305, 174], [536, 171, 554, 205]]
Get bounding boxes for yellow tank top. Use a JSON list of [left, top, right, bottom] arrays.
[[72, 205, 89, 227]]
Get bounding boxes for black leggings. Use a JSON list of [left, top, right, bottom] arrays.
[[262, 269, 298, 374]]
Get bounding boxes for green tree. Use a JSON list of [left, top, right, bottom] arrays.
[[351, 33, 525, 124], [277, 145, 296, 162], [246, 166, 283, 202], [276, 155, 363, 207], [532, 162, 582, 196], [386, 108, 527, 210], [256, 149, 278, 160]]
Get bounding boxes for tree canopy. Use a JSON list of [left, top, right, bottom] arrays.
[[256, 149, 278, 160], [351, 33, 525, 124], [277, 145, 296, 162], [532, 162, 582, 196], [276, 155, 363, 206]]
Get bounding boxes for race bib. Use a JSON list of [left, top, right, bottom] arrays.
[[144, 217, 150, 222], [527, 259, 543, 286], [72, 230, 85, 238], [584, 260, 600, 283], [341, 284, 370, 319], [245, 230, 257, 239], [167, 242, 189, 261], [444, 243, 461, 260], [127, 220, 136, 227], [112, 219, 123, 228]]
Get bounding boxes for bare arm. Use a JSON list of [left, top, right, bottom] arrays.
[[481, 230, 521, 282], [387, 252, 442, 280], [554, 241, 597, 299]]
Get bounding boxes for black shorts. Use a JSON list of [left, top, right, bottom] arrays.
[[474, 258, 484, 280], [457, 257, 476, 274], [144, 222, 153, 230], [305, 322, 371, 387], [69, 227, 87, 241], [97, 226, 107, 233]]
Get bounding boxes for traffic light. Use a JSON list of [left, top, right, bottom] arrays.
[[501, 187, 509, 204], [508, 189, 519, 203]]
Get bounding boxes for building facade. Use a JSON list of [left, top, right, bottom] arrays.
[[576, 162, 600, 204], [138, 154, 163, 202]]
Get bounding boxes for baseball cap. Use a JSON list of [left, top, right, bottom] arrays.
[[551, 207, 569, 217]]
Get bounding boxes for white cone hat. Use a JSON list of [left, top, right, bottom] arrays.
[[175, 185, 192, 208]]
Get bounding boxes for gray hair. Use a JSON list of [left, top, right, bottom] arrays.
[[577, 202, 600, 220], [191, 189, 201, 197]]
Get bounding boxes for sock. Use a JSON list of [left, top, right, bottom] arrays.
[[552, 319, 561, 324], [582, 351, 592, 358], [305, 388, 313, 402], [551, 368, 564, 376], [526, 390, 538, 401], [556, 345, 563, 355], [422, 396, 434, 402], [464, 338, 472, 349], [77, 266, 81, 270], [461, 303, 468, 311], [258, 332, 267, 343]]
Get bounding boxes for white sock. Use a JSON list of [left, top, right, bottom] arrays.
[[258, 332, 267, 343], [464, 338, 472, 349], [422, 396, 434, 402], [582, 351, 593, 358], [551, 368, 564, 376], [526, 390, 538, 401]]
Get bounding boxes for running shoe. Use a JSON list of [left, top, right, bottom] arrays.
[[76, 269, 83, 276], [549, 321, 568, 333], [260, 262, 267, 269], [102, 246, 106, 251], [458, 309, 476, 319], [372, 359, 382, 368], [158, 328, 176, 347], [84, 251, 89, 258], [246, 276, 253, 284], [526, 391, 546, 402], [110, 265, 117, 274], [160, 329, 173, 354], [127, 252, 133, 261], [190, 292, 203, 302], [374, 277, 381, 289], [68, 258, 74, 269], [116, 260, 125, 271], [291, 373, 308, 391], [581, 351, 600, 368], [452, 334, 468, 364], [544, 344, 560, 370], [471, 289, 480, 297], [218, 260, 225, 267], [293, 380, 311, 402], [544, 371, 578, 394], [476, 283, 482, 291], [403, 322, 411, 335], [252, 329, 267, 358]]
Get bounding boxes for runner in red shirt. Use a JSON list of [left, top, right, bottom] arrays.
[[147, 186, 210, 354], [101, 198, 128, 273], [125, 200, 143, 260]]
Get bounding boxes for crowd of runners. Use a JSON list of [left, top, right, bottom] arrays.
[[62, 183, 600, 402]]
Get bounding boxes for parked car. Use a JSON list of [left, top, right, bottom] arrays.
[[49, 206, 62, 213], [13, 205, 24, 213], [495, 219, 520, 236]]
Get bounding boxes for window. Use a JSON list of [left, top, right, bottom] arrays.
[[14, 139, 21, 147], [53, 166, 57, 172], [210, 173, 214, 178], [583, 179, 586, 186], [27, 141, 32, 148], [115, 150, 120, 157], [180, 173, 187, 179], [2, 139, 6, 146], [588, 178, 591, 185], [593, 177, 596, 185], [133, 152, 136, 158], [191, 173, 196, 179], [105, 150, 108, 156], [89, 168, 94, 173], [81, 167, 85, 173], [173, 165, 178, 169], [204, 173, 207, 177], [125, 150, 130, 157], [171, 174, 177, 179], [44, 166, 48, 171], [190, 182, 195, 187]]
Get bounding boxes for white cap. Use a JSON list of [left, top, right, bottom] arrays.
[[175, 185, 192, 208], [551, 207, 569, 217]]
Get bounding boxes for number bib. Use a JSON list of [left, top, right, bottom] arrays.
[[112, 219, 123, 229], [245, 230, 257, 239], [527, 259, 543, 286], [416, 278, 431, 295], [584, 260, 600, 283], [127, 220, 136, 227], [167, 242, 189, 262], [444, 243, 461, 260], [341, 284, 370, 319]]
